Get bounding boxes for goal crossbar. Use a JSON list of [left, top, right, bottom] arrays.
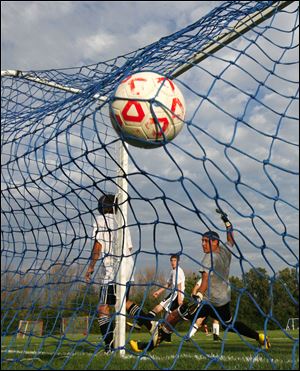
[[170, 1, 294, 78], [1, 1, 294, 94], [0, 69, 108, 102]]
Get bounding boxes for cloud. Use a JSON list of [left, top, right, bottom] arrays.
[[1, 1, 298, 280], [77, 33, 118, 60]]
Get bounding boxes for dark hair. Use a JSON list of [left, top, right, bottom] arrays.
[[202, 231, 220, 241], [170, 254, 180, 262], [98, 194, 118, 215]]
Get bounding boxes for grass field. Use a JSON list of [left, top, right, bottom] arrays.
[[1, 330, 299, 370]]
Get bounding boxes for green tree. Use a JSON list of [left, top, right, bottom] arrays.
[[272, 268, 299, 329]]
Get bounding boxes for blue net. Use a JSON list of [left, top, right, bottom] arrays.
[[1, 1, 299, 370]]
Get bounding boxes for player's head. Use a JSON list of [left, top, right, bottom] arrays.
[[170, 254, 180, 268], [98, 194, 118, 215], [202, 231, 220, 253]]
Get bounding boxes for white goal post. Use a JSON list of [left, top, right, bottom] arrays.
[[17, 320, 43, 339], [286, 318, 299, 330]]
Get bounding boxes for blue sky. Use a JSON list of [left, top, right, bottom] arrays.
[[1, 1, 299, 280]]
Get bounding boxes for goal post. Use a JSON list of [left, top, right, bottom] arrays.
[[61, 316, 89, 336], [17, 320, 43, 339], [286, 318, 299, 331], [115, 143, 129, 355]]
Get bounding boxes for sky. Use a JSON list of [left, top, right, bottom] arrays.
[[1, 1, 220, 70], [1, 1, 299, 283]]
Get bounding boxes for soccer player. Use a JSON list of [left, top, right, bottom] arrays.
[[143, 254, 185, 343], [85, 193, 155, 353], [129, 210, 271, 353]]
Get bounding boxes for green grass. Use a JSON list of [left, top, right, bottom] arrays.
[[1, 330, 298, 370]]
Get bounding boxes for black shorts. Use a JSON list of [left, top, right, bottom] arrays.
[[99, 285, 116, 305], [195, 302, 232, 326], [99, 282, 132, 305]]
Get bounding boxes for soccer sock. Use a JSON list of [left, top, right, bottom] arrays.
[[128, 303, 152, 331], [148, 310, 156, 319], [213, 322, 219, 336], [188, 324, 198, 338], [232, 321, 259, 341], [97, 316, 115, 346]]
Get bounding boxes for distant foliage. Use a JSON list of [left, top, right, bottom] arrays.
[[1, 267, 298, 335]]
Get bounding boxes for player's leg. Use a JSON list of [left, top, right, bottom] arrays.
[[212, 319, 221, 341], [215, 303, 271, 350], [155, 298, 212, 346], [129, 308, 181, 353], [125, 282, 142, 330], [98, 285, 116, 353], [126, 299, 156, 333], [187, 316, 207, 340], [148, 303, 163, 319], [160, 293, 179, 343], [129, 298, 209, 353]]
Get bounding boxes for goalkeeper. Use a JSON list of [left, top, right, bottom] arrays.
[[85, 193, 155, 353], [129, 210, 271, 352]]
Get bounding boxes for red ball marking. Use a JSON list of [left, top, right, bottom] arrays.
[[129, 77, 147, 92], [171, 97, 184, 118], [121, 76, 132, 84], [149, 117, 169, 137], [156, 77, 175, 92], [122, 101, 145, 123]]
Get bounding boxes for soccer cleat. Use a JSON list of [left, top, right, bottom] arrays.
[[129, 340, 142, 353], [258, 333, 271, 350], [151, 324, 161, 347], [213, 334, 222, 341], [126, 321, 142, 330], [149, 320, 157, 334], [152, 324, 169, 347]]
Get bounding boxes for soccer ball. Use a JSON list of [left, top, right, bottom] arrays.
[[109, 71, 186, 148]]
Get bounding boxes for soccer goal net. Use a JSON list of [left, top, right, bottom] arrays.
[[17, 320, 43, 339], [61, 316, 89, 336], [1, 1, 298, 370]]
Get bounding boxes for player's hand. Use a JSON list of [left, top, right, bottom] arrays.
[[153, 291, 159, 298], [85, 268, 93, 283], [192, 292, 203, 303], [216, 208, 232, 227]]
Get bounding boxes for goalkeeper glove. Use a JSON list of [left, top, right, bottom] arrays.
[[216, 209, 232, 228]]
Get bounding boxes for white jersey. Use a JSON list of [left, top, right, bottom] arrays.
[[200, 242, 232, 307], [167, 266, 185, 293], [93, 214, 135, 284]]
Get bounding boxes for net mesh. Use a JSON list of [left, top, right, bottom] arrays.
[[1, 1, 299, 369]]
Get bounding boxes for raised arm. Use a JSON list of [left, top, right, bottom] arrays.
[[85, 240, 102, 283], [216, 209, 234, 247]]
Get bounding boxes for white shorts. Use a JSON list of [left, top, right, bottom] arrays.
[[159, 292, 180, 313]]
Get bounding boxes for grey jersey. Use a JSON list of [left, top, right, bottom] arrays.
[[200, 242, 232, 307]]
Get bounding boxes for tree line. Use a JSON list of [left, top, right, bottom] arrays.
[[1, 266, 298, 336]]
